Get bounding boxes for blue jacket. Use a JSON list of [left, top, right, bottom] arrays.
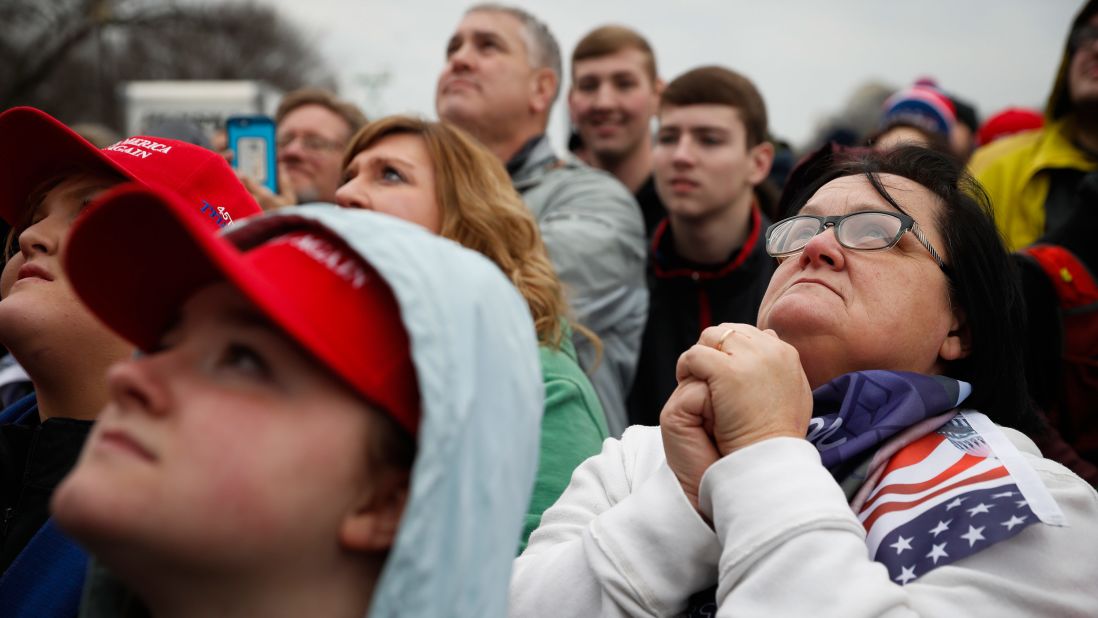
[[0, 393, 87, 617]]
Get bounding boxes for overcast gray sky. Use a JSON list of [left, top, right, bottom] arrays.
[[260, 0, 1080, 150]]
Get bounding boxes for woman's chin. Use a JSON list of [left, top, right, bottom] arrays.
[[759, 298, 842, 340]]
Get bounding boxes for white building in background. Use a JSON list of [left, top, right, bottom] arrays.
[[122, 80, 282, 139]]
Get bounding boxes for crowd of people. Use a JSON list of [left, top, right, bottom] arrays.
[[1, 2, 1097, 616]]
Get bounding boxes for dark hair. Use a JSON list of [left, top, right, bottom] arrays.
[[567, 128, 585, 155], [365, 405, 417, 476], [949, 95, 980, 133], [660, 65, 768, 147], [1049, 0, 1098, 120], [867, 122, 955, 159], [4, 170, 125, 261], [783, 145, 1033, 430]]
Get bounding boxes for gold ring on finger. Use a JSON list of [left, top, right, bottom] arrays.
[[716, 328, 735, 352]]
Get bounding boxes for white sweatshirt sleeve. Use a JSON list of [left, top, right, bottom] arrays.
[[511, 426, 720, 617], [700, 437, 1098, 618]]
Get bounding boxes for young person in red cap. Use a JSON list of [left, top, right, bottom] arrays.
[[51, 194, 542, 617], [0, 106, 261, 617]]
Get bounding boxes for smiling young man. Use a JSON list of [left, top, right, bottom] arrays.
[[625, 66, 776, 426], [435, 4, 647, 436], [569, 25, 664, 237]]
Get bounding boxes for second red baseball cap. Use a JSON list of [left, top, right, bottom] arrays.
[[66, 183, 420, 435], [0, 106, 261, 229]]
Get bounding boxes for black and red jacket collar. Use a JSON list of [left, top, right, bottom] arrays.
[[651, 205, 766, 281]]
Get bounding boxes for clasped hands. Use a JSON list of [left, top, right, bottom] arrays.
[[659, 323, 814, 512]]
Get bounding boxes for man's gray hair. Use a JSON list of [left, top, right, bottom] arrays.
[[467, 3, 561, 104]]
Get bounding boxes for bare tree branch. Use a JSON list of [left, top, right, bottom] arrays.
[[0, 0, 336, 127]]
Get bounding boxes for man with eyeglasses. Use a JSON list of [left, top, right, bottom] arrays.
[[240, 88, 367, 211], [969, 0, 1098, 251]]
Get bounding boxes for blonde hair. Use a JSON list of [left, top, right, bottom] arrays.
[[345, 115, 580, 349]]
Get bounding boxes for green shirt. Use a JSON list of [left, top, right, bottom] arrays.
[[521, 327, 610, 551]]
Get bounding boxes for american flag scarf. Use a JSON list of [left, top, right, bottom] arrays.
[[814, 370, 1064, 584], [685, 370, 1064, 615]]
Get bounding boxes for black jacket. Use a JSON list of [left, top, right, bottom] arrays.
[[0, 394, 91, 575], [626, 207, 776, 426]]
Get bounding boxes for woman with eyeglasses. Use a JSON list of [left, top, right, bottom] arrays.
[[510, 146, 1098, 617]]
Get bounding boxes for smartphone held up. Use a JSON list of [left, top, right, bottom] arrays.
[[226, 115, 278, 194]]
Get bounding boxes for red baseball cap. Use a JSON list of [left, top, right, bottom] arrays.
[[65, 183, 420, 435], [0, 106, 261, 228], [975, 107, 1045, 147]]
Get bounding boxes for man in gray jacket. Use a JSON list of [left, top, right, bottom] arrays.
[[435, 3, 647, 435]]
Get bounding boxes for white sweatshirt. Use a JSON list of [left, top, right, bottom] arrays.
[[511, 425, 1098, 617]]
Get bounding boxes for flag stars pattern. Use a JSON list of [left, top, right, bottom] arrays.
[[926, 543, 949, 564], [895, 565, 917, 585], [966, 502, 993, 516], [870, 485, 1038, 586], [890, 535, 913, 554], [961, 525, 986, 547]]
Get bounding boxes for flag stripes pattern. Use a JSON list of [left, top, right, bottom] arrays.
[[857, 416, 1037, 584]]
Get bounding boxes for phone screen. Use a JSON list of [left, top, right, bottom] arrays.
[[236, 136, 269, 184], [226, 115, 278, 194]]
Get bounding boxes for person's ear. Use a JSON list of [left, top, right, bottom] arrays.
[[530, 68, 559, 115], [939, 306, 971, 362], [647, 78, 665, 115], [747, 140, 775, 186], [339, 471, 409, 553]]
